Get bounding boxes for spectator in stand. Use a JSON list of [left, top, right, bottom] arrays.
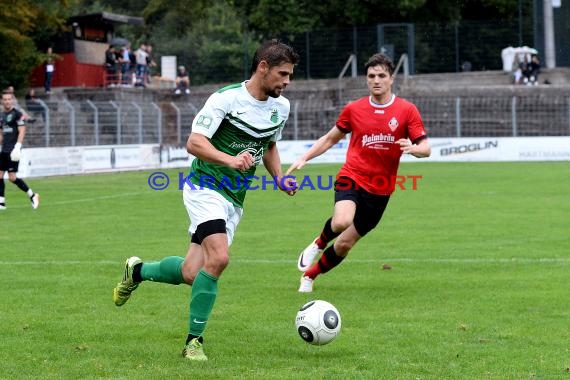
[[513, 52, 541, 86], [105, 45, 118, 86], [145, 44, 157, 86], [44, 47, 55, 94], [174, 66, 191, 95], [512, 53, 526, 85], [128, 48, 137, 85], [134, 44, 148, 88], [526, 54, 541, 86], [25, 89, 45, 123], [119, 45, 132, 87]]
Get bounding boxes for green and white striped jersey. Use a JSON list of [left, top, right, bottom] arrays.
[[188, 81, 290, 207]]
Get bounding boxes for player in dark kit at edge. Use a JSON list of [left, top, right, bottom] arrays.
[[0, 90, 40, 210]]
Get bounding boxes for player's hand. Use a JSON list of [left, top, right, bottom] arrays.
[[286, 158, 307, 175], [396, 138, 413, 154], [231, 152, 255, 171], [10, 143, 22, 162], [278, 175, 298, 196]]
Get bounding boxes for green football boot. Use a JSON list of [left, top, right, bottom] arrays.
[[113, 256, 142, 306], [182, 338, 207, 361]]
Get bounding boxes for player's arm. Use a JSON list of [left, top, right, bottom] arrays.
[[10, 120, 26, 162], [397, 104, 431, 158], [186, 132, 254, 172], [286, 126, 346, 175], [17, 124, 26, 145], [397, 136, 431, 158], [410, 137, 431, 158], [263, 142, 296, 196]]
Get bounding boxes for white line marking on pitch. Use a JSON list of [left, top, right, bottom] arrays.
[[2, 192, 146, 209], [1, 257, 569, 265]]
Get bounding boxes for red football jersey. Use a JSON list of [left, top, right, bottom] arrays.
[[336, 95, 427, 195]]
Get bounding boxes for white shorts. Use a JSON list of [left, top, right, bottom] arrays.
[[183, 183, 243, 246]]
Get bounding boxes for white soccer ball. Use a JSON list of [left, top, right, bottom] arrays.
[[295, 300, 341, 345]]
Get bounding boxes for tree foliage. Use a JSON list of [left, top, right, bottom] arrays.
[[1, 0, 526, 89], [0, 0, 69, 92]]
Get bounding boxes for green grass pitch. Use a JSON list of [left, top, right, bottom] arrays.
[[1, 161, 569, 379]]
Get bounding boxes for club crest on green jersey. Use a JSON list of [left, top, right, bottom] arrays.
[[270, 109, 278, 123]]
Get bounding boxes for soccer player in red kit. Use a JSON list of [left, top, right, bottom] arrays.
[[286, 53, 431, 292]]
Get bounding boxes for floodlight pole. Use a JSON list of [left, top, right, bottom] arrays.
[[543, 0, 556, 68]]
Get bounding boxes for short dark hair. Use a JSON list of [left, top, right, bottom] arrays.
[[250, 39, 299, 74], [364, 53, 395, 76]]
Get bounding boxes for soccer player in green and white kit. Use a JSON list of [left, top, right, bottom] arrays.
[[113, 40, 299, 361]]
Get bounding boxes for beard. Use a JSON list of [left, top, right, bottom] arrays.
[[266, 87, 282, 98]]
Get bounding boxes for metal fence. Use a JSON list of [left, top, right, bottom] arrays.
[[24, 99, 198, 148], [20, 95, 570, 149]]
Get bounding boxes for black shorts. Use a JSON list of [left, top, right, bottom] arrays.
[[0, 152, 18, 172], [334, 176, 390, 237]]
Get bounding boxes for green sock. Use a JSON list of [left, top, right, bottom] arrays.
[[140, 256, 184, 284], [189, 269, 218, 337]]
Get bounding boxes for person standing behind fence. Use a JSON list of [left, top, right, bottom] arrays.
[[0, 90, 40, 210], [174, 66, 191, 95], [145, 44, 157, 86], [44, 47, 55, 94], [105, 45, 118, 86], [526, 54, 541, 86], [119, 45, 131, 86], [25, 89, 44, 123], [134, 44, 148, 87]]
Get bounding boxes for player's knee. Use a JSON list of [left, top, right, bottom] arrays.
[[204, 252, 230, 276], [214, 253, 230, 270], [334, 238, 355, 254], [331, 217, 352, 232]]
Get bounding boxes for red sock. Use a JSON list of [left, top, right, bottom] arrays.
[[304, 256, 328, 279], [315, 236, 327, 249], [305, 245, 345, 279]]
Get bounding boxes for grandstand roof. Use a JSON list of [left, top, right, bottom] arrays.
[[68, 12, 144, 27]]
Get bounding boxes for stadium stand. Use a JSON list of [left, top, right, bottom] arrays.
[[20, 67, 570, 147]]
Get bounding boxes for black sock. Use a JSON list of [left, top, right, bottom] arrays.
[[132, 263, 143, 283], [13, 178, 30, 193], [317, 218, 341, 248], [317, 245, 345, 274], [322, 218, 341, 240], [186, 334, 204, 344]]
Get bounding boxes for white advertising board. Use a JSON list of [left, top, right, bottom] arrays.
[[15, 144, 160, 178], [11, 137, 570, 179], [400, 137, 570, 163], [278, 137, 570, 164], [161, 56, 177, 81], [159, 145, 194, 168]]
